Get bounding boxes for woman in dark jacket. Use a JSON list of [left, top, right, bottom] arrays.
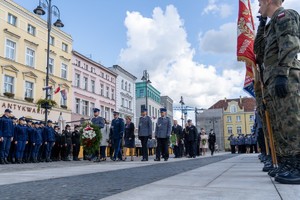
[[123, 116, 135, 161]]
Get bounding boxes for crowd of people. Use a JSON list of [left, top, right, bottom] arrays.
[[0, 107, 219, 165]]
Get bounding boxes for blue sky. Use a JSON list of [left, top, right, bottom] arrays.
[[18, 0, 296, 113]]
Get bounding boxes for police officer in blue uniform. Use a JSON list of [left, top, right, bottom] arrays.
[[154, 108, 172, 161], [14, 117, 28, 164], [24, 119, 34, 162], [111, 111, 124, 161], [138, 108, 152, 161], [0, 109, 14, 164], [91, 108, 105, 129], [43, 120, 56, 162], [31, 122, 43, 163]]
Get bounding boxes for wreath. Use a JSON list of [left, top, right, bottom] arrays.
[[80, 122, 102, 156]]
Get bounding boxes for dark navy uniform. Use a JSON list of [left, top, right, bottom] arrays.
[[14, 118, 28, 163], [31, 123, 43, 162], [0, 109, 14, 164], [172, 124, 183, 158], [72, 126, 81, 161], [43, 121, 56, 162], [111, 113, 124, 161]]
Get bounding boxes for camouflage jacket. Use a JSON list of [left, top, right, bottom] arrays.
[[263, 7, 300, 84]]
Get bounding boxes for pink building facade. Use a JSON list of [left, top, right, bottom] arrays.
[[71, 51, 116, 124]]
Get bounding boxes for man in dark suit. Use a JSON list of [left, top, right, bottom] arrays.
[[171, 120, 183, 158], [111, 111, 124, 161]]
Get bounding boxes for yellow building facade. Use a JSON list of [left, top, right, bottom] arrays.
[[210, 97, 256, 150], [0, 0, 72, 122]]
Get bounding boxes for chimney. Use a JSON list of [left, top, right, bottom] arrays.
[[224, 97, 227, 102]]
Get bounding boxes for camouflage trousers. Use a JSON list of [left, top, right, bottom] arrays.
[[265, 69, 300, 158]]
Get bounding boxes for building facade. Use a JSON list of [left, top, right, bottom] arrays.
[[136, 82, 162, 136], [109, 65, 137, 124], [0, 0, 72, 122], [209, 97, 256, 150], [160, 95, 174, 120], [197, 108, 224, 151], [71, 51, 117, 124]]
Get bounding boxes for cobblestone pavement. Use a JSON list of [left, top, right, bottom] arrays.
[[0, 154, 237, 200]]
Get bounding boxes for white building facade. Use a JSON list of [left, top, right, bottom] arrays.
[[109, 65, 137, 124]]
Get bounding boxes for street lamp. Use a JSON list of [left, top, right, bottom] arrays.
[[141, 70, 151, 112], [179, 96, 185, 127], [33, 0, 64, 123]]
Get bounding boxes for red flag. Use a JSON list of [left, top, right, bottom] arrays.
[[237, 0, 256, 97], [54, 85, 61, 94]]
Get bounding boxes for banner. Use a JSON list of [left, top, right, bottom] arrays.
[[60, 89, 67, 100], [237, 0, 256, 97]]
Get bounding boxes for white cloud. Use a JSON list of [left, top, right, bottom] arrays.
[[199, 22, 236, 54], [202, 0, 233, 18], [119, 5, 246, 108]]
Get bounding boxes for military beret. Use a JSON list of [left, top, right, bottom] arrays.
[[47, 120, 53, 123], [93, 108, 100, 113], [65, 124, 70, 128], [4, 109, 12, 113], [160, 108, 167, 112]]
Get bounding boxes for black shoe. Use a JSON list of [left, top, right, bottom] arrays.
[[154, 158, 160, 161], [275, 169, 300, 184], [268, 165, 291, 177], [262, 161, 274, 172], [164, 158, 168, 161], [141, 159, 148, 162], [0, 158, 5, 164]]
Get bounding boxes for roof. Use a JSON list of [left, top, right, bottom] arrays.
[[209, 97, 256, 112], [110, 65, 137, 80]]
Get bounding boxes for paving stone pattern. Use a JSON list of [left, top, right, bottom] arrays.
[[0, 154, 237, 200]]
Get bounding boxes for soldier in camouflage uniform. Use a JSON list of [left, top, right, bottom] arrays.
[[258, 0, 300, 184]]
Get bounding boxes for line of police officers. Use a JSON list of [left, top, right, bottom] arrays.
[[0, 109, 81, 164]]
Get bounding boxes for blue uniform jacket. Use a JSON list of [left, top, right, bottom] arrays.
[[91, 116, 105, 129], [14, 124, 28, 141], [43, 126, 56, 142], [31, 128, 43, 144], [27, 126, 35, 142], [111, 118, 125, 139], [0, 115, 14, 137]]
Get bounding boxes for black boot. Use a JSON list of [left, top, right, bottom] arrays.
[[0, 158, 5, 164], [4, 158, 10, 164]]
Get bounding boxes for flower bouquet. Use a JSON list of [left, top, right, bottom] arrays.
[[201, 139, 206, 146], [80, 122, 102, 158]]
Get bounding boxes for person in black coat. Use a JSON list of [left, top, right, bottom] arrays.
[[172, 120, 183, 158], [208, 129, 216, 156], [123, 116, 135, 161], [185, 119, 197, 158], [72, 125, 81, 161], [62, 125, 72, 161], [51, 126, 61, 161]]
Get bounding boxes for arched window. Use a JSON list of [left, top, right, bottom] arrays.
[[128, 83, 131, 92], [121, 80, 124, 89], [230, 105, 237, 113], [125, 81, 127, 91]]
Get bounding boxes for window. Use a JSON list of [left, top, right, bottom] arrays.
[[61, 94, 67, 106], [90, 102, 95, 116], [230, 105, 237, 113], [111, 88, 114, 100], [149, 105, 151, 116], [27, 24, 36, 35], [50, 36, 55, 46], [6, 39, 16, 60], [125, 82, 127, 91], [91, 80, 95, 93], [250, 115, 255, 122], [82, 100, 89, 116], [236, 115, 241, 122], [101, 72, 104, 78], [105, 108, 109, 119], [83, 77, 88, 90], [129, 101, 132, 109], [125, 99, 128, 108], [91, 67, 95, 73], [8, 13, 17, 26], [122, 98, 124, 107], [83, 63, 88, 70], [26, 48, 35, 67], [62, 42, 68, 52], [49, 58, 54, 74], [121, 80, 124, 89], [129, 83, 131, 92], [25, 81, 33, 98], [61, 63, 67, 79], [4, 75, 14, 93], [106, 86, 109, 98], [100, 84, 104, 96], [227, 116, 232, 123], [237, 126, 242, 134], [75, 98, 80, 114], [75, 73, 80, 87], [227, 126, 233, 134], [76, 60, 81, 67], [140, 89, 144, 97]]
